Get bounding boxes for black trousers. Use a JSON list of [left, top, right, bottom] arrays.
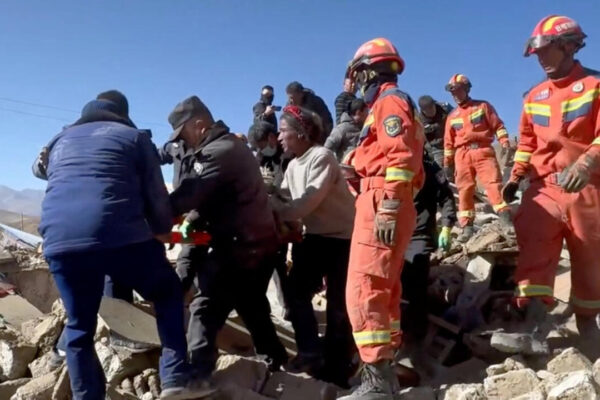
[[187, 247, 287, 377], [401, 239, 432, 338], [288, 234, 355, 380], [175, 244, 207, 292]]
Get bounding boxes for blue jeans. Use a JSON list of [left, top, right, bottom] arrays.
[[48, 240, 189, 400]]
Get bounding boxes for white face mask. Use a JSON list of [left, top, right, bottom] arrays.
[[260, 145, 277, 157]]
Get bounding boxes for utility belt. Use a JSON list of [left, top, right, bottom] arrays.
[[459, 142, 491, 150], [359, 176, 418, 198]]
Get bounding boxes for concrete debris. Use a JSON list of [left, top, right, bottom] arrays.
[[397, 386, 436, 399], [213, 355, 269, 392], [464, 221, 515, 254], [547, 371, 598, 400], [21, 314, 62, 355], [50, 299, 66, 323], [10, 369, 61, 400], [262, 371, 337, 400], [219, 382, 276, 400], [0, 294, 43, 329], [106, 385, 140, 400], [483, 369, 539, 400], [486, 356, 527, 377], [28, 350, 62, 378], [512, 391, 546, 400], [0, 378, 30, 399], [439, 383, 485, 400], [0, 329, 38, 381], [95, 338, 159, 385], [547, 347, 593, 375], [51, 366, 71, 400]]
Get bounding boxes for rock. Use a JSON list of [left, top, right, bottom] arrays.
[[94, 340, 159, 385], [487, 356, 527, 377], [512, 391, 546, 400], [213, 355, 269, 392], [0, 294, 43, 330], [537, 370, 555, 381], [120, 378, 133, 393], [262, 371, 337, 400], [0, 378, 30, 399], [11, 370, 60, 400], [397, 386, 436, 399], [548, 347, 593, 375], [465, 226, 504, 254], [98, 296, 160, 349], [50, 299, 66, 323], [593, 359, 600, 387], [484, 369, 540, 400], [547, 371, 598, 400], [28, 350, 62, 378], [21, 315, 62, 355], [51, 366, 71, 400], [140, 392, 153, 400], [0, 330, 38, 380], [147, 374, 160, 398], [440, 383, 485, 400], [220, 382, 275, 400], [106, 386, 140, 400], [133, 373, 149, 397]]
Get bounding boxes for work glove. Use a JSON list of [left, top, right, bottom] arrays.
[[559, 156, 593, 193], [374, 199, 400, 246], [438, 226, 452, 252], [502, 180, 520, 203], [178, 220, 193, 241], [443, 165, 455, 182], [500, 142, 510, 159]]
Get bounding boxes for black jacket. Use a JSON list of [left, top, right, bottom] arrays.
[[157, 140, 196, 190], [290, 89, 334, 143], [418, 102, 453, 151], [253, 101, 278, 131], [334, 91, 356, 125], [170, 121, 277, 249]]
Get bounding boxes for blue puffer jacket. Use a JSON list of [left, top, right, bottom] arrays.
[[39, 116, 172, 257]]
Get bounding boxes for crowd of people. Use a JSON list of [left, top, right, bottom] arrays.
[[31, 14, 600, 400]]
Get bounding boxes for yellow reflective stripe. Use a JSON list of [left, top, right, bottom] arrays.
[[457, 210, 475, 218], [450, 118, 463, 125], [561, 89, 600, 113], [353, 330, 391, 346], [524, 103, 551, 116], [390, 320, 401, 332], [571, 295, 600, 310], [444, 149, 455, 156], [514, 151, 532, 163], [593, 137, 600, 146], [364, 114, 375, 126], [385, 167, 414, 182], [469, 109, 485, 121], [496, 128, 508, 138], [515, 284, 553, 298], [493, 202, 508, 212]]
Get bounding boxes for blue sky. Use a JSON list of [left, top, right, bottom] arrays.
[[1, 1, 599, 190]]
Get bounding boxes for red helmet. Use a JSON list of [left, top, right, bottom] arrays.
[[347, 38, 405, 79], [524, 15, 586, 57], [445, 74, 471, 92]]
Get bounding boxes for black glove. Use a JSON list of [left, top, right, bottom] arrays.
[[502, 180, 520, 203], [443, 165, 455, 182]]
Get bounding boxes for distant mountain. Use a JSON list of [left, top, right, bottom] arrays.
[[0, 185, 44, 217], [0, 209, 41, 235]]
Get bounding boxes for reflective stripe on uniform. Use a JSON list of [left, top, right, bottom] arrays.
[[593, 137, 600, 146], [496, 128, 508, 139], [524, 102, 551, 127], [514, 151, 532, 163], [493, 202, 509, 212], [457, 210, 475, 218], [571, 295, 600, 310], [353, 330, 391, 346], [385, 167, 414, 182], [561, 89, 600, 122], [450, 117, 463, 129], [390, 320, 401, 332], [444, 149, 455, 156], [469, 108, 485, 124], [515, 284, 553, 298]]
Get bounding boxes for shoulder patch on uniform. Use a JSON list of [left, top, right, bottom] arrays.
[[383, 115, 404, 137], [193, 161, 204, 175]]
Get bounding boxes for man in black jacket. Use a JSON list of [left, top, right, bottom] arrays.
[[286, 81, 333, 143], [253, 85, 278, 130], [333, 78, 357, 125], [401, 152, 457, 338], [418, 95, 453, 168], [168, 96, 288, 380]]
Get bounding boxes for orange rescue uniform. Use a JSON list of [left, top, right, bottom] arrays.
[[510, 62, 600, 316], [444, 100, 510, 226], [346, 82, 424, 363]]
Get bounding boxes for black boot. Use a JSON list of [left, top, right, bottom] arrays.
[[457, 224, 474, 243], [337, 360, 398, 400], [575, 314, 600, 360], [490, 298, 552, 355]]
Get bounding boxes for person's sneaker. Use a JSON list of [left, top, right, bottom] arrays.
[[47, 348, 66, 369], [284, 353, 324, 376], [160, 378, 217, 400], [337, 360, 398, 400]]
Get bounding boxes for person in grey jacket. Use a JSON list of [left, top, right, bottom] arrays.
[[168, 96, 288, 382], [324, 98, 368, 162]]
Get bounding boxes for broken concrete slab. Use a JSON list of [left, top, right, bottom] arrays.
[[0, 378, 30, 399], [486, 356, 527, 377], [483, 368, 540, 400], [0, 260, 59, 313], [28, 350, 62, 378], [0, 294, 43, 329], [95, 338, 159, 385], [11, 369, 60, 400], [547, 347, 593, 375], [547, 371, 598, 400], [439, 383, 485, 400], [0, 330, 37, 381], [213, 355, 269, 392], [21, 314, 62, 355], [98, 296, 160, 349], [51, 366, 71, 400]]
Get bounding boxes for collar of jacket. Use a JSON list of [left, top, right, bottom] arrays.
[[550, 61, 584, 88], [195, 120, 230, 151]]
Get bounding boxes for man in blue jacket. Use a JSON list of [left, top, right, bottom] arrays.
[[38, 99, 211, 400]]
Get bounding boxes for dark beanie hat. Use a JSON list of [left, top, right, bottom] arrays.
[[81, 99, 122, 117], [97, 90, 129, 118]]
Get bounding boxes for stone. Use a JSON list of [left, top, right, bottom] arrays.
[[219, 382, 275, 400], [440, 383, 485, 400], [397, 386, 436, 399], [133, 373, 149, 397], [487, 356, 527, 377], [0, 378, 30, 399], [147, 374, 161, 398], [547, 371, 598, 400], [512, 391, 546, 400], [11, 370, 60, 400], [262, 371, 337, 400], [141, 392, 153, 400], [28, 350, 62, 378], [0, 330, 38, 380], [50, 299, 66, 323], [465, 227, 504, 254], [484, 369, 540, 400], [51, 366, 71, 400], [547, 347, 593, 375], [537, 370, 555, 381], [0, 294, 43, 329], [21, 314, 62, 355], [94, 340, 158, 385], [213, 355, 269, 392], [105, 386, 140, 400], [0, 264, 59, 313], [98, 296, 160, 349]]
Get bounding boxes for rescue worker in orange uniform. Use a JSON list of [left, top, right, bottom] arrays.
[[493, 15, 600, 357], [341, 38, 424, 400], [443, 74, 512, 241]]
